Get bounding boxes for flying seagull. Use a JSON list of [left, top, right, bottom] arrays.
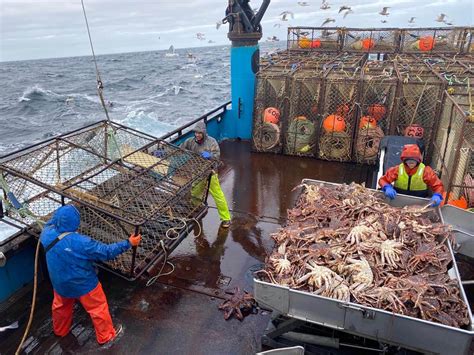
[[320, 0, 330, 10], [297, 1, 310, 6], [381, 19, 388, 23], [379, 7, 390, 16], [280, 11, 294, 21], [408, 17, 415, 24], [436, 14, 447, 22], [321, 18, 335, 26], [343, 9, 353, 19], [339, 5, 351, 13], [321, 29, 335, 37], [196, 33, 206, 40]]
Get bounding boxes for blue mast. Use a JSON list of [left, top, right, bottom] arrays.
[[221, 0, 270, 140]]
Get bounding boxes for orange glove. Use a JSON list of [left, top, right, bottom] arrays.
[[129, 234, 141, 247]]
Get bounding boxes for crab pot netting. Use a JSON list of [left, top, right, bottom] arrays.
[[252, 72, 292, 153], [343, 29, 400, 53], [0, 121, 214, 279], [284, 64, 328, 157], [392, 67, 443, 152], [355, 62, 398, 164], [317, 72, 360, 162], [287, 27, 341, 52], [401, 28, 467, 54]]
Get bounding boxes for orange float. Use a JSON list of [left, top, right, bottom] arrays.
[[263, 107, 280, 124], [298, 37, 311, 49], [419, 36, 435, 51], [367, 104, 386, 121], [359, 116, 377, 129], [362, 38, 375, 50], [323, 114, 346, 133], [310, 39, 321, 48]]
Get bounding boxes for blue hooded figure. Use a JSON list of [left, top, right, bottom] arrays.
[[40, 205, 141, 344]]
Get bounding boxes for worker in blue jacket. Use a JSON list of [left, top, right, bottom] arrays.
[[40, 205, 141, 345]]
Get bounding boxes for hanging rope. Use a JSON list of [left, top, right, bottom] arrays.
[[81, 0, 111, 122]]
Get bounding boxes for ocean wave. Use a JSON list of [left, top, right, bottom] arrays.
[[18, 85, 63, 102]]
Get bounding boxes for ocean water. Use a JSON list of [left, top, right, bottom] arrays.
[[0, 46, 237, 155]]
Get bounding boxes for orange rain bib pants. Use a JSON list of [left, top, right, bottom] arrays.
[[52, 282, 116, 344]]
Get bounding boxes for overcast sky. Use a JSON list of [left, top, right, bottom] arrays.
[[1, 0, 472, 61]]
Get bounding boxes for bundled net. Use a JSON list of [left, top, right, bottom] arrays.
[[0, 121, 215, 280]]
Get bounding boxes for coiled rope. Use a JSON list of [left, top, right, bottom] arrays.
[[286, 118, 315, 155], [253, 123, 281, 151]]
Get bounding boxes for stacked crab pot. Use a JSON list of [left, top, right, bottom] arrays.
[[260, 182, 469, 328]]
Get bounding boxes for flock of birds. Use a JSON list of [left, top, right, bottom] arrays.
[[277, 1, 455, 27], [188, 1, 455, 45]]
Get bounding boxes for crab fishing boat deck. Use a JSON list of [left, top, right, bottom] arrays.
[[0, 139, 375, 355]]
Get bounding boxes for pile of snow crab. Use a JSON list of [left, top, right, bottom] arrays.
[[258, 182, 469, 328]]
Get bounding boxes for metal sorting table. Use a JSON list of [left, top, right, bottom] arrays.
[[254, 179, 474, 355]]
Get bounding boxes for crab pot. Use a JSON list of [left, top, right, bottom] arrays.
[[287, 27, 342, 52], [432, 93, 474, 207], [354, 61, 398, 164], [342, 28, 400, 53], [283, 60, 330, 157], [252, 69, 293, 154], [400, 28, 467, 54], [317, 70, 360, 162], [392, 61, 444, 157], [0, 121, 215, 281]]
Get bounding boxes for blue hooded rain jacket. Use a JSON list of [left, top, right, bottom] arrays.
[[40, 205, 131, 298]]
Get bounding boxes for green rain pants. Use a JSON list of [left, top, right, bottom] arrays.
[[192, 173, 231, 221]]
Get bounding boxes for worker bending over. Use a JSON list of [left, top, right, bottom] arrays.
[[40, 205, 141, 345], [181, 122, 231, 227], [379, 144, 444, 207]]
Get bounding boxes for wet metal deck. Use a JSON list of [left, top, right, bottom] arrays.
[[0, 141, 373, 355]]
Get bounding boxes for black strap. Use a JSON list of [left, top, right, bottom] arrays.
[[44, 232, 71, 253]]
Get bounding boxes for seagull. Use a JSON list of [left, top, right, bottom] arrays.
[[343, 9, 353, 19], [297, 1, 310, 6], [408, 17, 416, 24], [196, 33, 206, 40], [436, 13, 447, 22], [320, 0, 330, 10], [379, 7, 390, 16], [381, 19, 388, 23], [321, 18, 335, 26], [273, 23, 282, 28], [216, 21, 223, 30], [280, 11, 294, 21], [321, 29, 335, 37], [339, 5, 351, 13]]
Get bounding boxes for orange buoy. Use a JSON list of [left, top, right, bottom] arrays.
[[419, 36, 435, 51], [362, 38, 375, 50], [367, 104, 386, 121], [323, 114, 346, 133], [336, 104, 350, 117], [263, 107, 280, 124], [311, 39, 321, 48], [359, 116, 377, 129]]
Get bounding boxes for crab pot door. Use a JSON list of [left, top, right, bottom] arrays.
[[394, 77, 443, 154], [401, 28, 466, 54], [317, 79, 359, 162], [343, 29, 399, 53], [284, 77, 321, 157], [252, 74, 290, 154], [354, 66, 397, 164]]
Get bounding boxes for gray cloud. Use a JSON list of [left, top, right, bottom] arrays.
[[0, 0, 472, 61]]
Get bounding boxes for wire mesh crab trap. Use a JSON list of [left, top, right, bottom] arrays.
[[287, 27, 342, 52], [431, 93, 474, 207], [252, 68, 293, 154], [400, 28, 467, 54], [316, 56, 365, 162], [342, 28, 400, 53], [0, 121, 216, 281], [354, 58, 398, 164], [392, 56, 445, 156], [283, 55, 333, 157]]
